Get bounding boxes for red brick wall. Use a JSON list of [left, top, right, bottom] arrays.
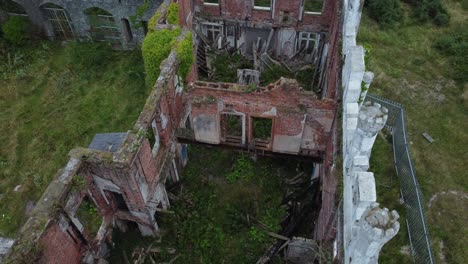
[[40, 222, 83, 264], [188, 80, 337, 152], [189, 0, 336, 30]]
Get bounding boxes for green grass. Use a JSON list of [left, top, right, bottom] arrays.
[[359, 0, 468, 262], [0, 41, 148, 236], [370, 136, 413, 263]]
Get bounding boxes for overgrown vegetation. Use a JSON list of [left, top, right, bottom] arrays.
[[411, 0, 451, 26], [142, 28, 181, 86], [206, 51, 253, 83], [76, 197, 102, 237], [110, 145, 306, 263], [260, 64, 294, 86], [252, 117, 273, 140], [360, 0, 467, 262], [0, 41, 148, 236], [166, 3, 179, 25], [366, 0, 451, 27], [433, 24, 468, 83], [176, 32, 193, 80], [365, 0, 403, 28], [1, 16, 30, 46]]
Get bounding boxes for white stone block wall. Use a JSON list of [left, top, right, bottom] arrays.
[[341, 1, 400, 263]]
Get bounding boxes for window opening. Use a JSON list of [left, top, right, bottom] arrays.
[[76, 196, 102, 237], [42, 3, 75, 40], [185, 115, 192, 130], [174, 75, 184, 94], [221, 114, 243, 145], [297, 32, 317, 55], [202, 23, 222, 43], [252, 117, 272, 148], [121, 18, 133, 42], [204, 0, 219, 4], [254, 0, 272, 9], [85, 7, 120, 44], [303, 0, 324, 14], [141, 20, 148, 35], [279, 10, 293, 24], [1, 0, 27, 16], [149, 119, 160, 157], [107, 191, 129, 211]]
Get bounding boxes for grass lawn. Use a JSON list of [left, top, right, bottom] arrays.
[[0, 41, 149, 236], [359, 0, 468, 263]]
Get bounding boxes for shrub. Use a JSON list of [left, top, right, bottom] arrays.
[[207, 51, 253, 83], [226, 155, 254, 182], [434, 25, 468, 82], [142, 28, 181, 86], [1, 16, 29, 46], [413, 0, 450, 26], [366, 0, 403, 28], [166, 3, 179, 25], [176, 32, 193, 80], [260, 64, 294, 85]]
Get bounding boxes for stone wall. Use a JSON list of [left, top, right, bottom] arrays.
[[341, 0, 400, 263], [8, 0, 163, 48]]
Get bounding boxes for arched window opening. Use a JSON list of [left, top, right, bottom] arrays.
[[0, 0, 27, 16], [41, 3, 75, 40], [121, 18, 133, 43], [84, 7, 120, 44]]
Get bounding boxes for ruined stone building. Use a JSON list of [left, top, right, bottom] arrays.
[[1, 0, 399, 263], [0, 0, 163, 48]]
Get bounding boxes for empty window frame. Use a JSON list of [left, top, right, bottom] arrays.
[[303, 0, 324, 14], [141, 20, 149, 36], [42, 3, 75, 40], [297, 32, 317, 55], [121, 18, 133, 42], [149, 119, 161, 157], [252, 117, 272, 142], [174, 75, 184, 95], [1, 0, 27, 16], [106, 191, 129, 211], [279, 11, 294, 24], [254, 0, 272, 9], [202, 23, 222, 43], [221, 114, 243, 144], [85, 7, 120, 44]]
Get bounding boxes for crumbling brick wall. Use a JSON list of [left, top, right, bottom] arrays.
[[187, 79, 337, 156]]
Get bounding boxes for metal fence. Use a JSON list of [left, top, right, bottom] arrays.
[[365, 94, 435, 264]]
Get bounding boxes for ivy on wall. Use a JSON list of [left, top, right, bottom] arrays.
[[166, 3, 179, 25], [142, 3, 193, 87], [142, 28, 181, 87], [176, 32, 193, 81]]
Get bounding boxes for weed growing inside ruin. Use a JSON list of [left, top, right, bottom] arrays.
[[225, 154, 254, 182], [76, 197, 101, 237], [110, 146, 297, 263]]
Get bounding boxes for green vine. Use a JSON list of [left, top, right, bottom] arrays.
[[176, 32, 193, 81]]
